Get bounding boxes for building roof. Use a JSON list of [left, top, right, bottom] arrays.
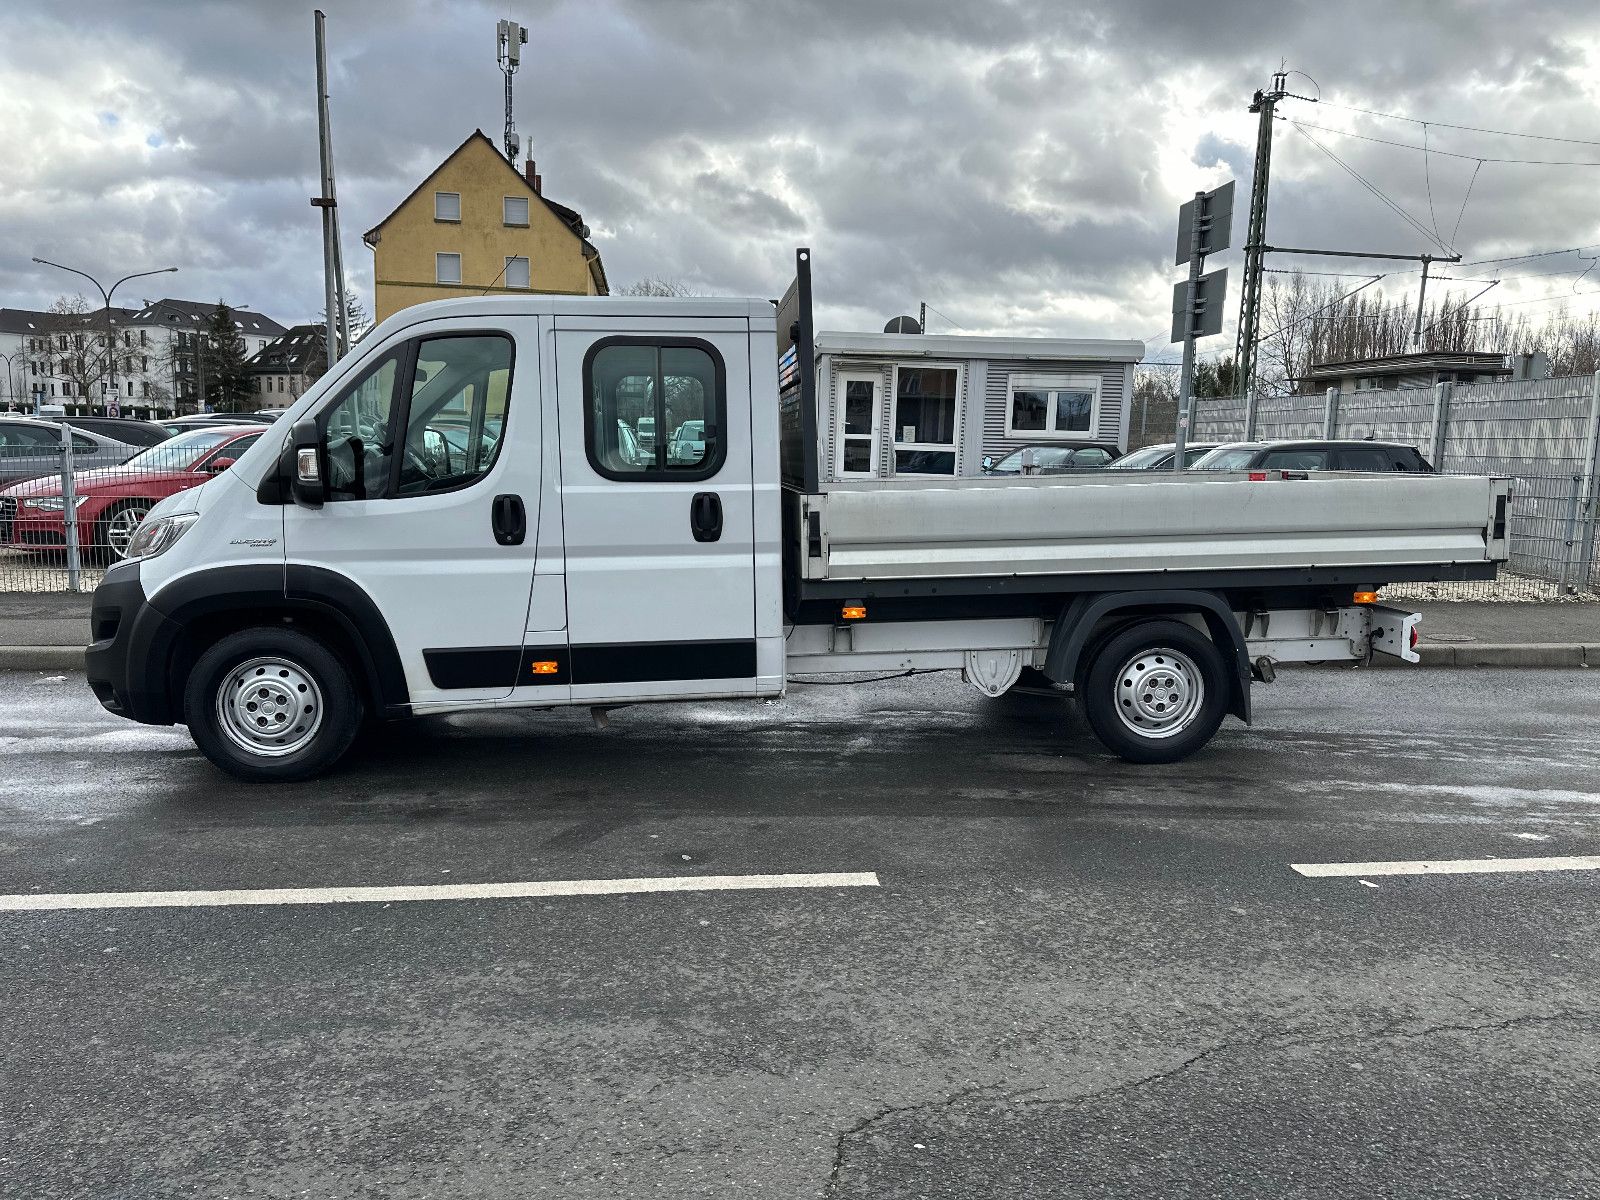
[[815, 330, 1146, 364], [0, 305, 142, 335], [246, 324, 327, 376], [1301, 350, 1513, 382], [362, 129, 608, 295], [127, 298, 288, 337]]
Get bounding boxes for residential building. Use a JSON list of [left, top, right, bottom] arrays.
[[0, 300, 286, 417], [246, 324, 328, 410], [1296, 350, 1516, 395], [362, 129, 607, 323], [807, 327, 1144, 480]]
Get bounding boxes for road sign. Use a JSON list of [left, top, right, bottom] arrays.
[[1170, 268, 1229, 342], [1175, 180, 1235, 265]]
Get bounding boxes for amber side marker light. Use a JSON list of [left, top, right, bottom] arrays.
[[841, 604, 867, 620], [1353, 591, 1379, 605], [530, 661, 560, 675]]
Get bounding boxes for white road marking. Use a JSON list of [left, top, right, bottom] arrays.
[[0, 871, 881, 914], [1293, 856, 1600, 879]]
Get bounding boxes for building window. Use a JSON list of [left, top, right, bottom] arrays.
[[835, 373, 881, 476], [434, 191, 461, 222], [892, 365, 961, 475], [504, 256, 530, 289], [504, 196, 530, 226], [1004, 373, 1100, 439], [436, 252, 462, 285]]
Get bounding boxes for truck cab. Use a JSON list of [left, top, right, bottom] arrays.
[[87, 296, 787, 778]]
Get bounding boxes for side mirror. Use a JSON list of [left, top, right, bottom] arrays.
[[982, 455, 995, 472], [290, 417, 324, 508], [205, 457, 236, 474]]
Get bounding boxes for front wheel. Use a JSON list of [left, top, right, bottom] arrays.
[[1080, 620, 1228, 764], [183, 627, 364, 781]]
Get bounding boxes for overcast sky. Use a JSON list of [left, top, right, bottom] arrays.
[[4, 0, 1599, 360]]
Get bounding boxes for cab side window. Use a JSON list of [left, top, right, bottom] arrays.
[[1260, 448, 1328, 471], [323, 352, 401, 501], [584, 339, 726, 480], [321, 334, 513, 501]]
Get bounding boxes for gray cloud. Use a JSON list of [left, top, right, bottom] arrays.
[[2, 0, 1598, 352]]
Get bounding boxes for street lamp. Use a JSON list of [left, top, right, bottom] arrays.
[[0, 350, 20, 413], [31, 258, 177, 416]]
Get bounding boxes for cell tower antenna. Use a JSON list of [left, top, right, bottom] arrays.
[[496, 18, 529, 162]]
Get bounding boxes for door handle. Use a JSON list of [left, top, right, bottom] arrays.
[[492, 494, 526, 546], [690, 492, 723, 543]]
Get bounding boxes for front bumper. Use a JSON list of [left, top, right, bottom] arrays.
[[85, 561, 182, 726]]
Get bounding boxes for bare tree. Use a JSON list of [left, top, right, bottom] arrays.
[[619, 277, 696, 298]]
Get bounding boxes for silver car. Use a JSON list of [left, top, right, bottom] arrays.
[[0, 416, 140, 487]]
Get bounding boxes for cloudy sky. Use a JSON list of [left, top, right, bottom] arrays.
[[4, 0, 1599, 361]]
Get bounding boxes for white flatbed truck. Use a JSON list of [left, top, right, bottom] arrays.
[[85, 250, 1509, 780]]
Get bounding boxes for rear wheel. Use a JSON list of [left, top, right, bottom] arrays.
[[1081, 619, 1228, 764], [96, 500, 154, 564], [183, 627, 364, 782]]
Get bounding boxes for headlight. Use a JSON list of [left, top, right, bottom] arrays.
[[22, 496, 91, 511], [124, 512, 199, 561]]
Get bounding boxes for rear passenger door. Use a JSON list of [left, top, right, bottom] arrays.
[[553, 321, 758, 703]]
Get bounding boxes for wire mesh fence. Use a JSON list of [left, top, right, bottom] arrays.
[[0, 418, 272, 592], [1192, 372, 1600, 601]]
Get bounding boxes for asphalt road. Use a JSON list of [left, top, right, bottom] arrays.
[[1, 666, 1597, 1199]]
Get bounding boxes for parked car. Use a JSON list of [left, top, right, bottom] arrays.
[[1, 425, 265, 563], [0, 415, 141, 487], [1109, 442, 1220, 470], [667, 419, 708, 465], [1191, 440, 1435, 473], [160, 414, 275, 436], [981, 443, 1121, 475], [40, 415, 172, 447]]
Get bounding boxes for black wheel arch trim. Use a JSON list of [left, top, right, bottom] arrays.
[[141, 563, 410, 720], [1041, 589, 1251, 724]]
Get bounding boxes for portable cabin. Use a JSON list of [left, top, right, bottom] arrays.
[[810, 330, 1144, 481]]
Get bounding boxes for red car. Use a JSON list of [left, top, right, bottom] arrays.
[[1, 425, 266, 563]]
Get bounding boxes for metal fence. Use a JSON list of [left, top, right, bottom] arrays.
[[0, 420, 268, 593], [1192, 372, 1600, 601]]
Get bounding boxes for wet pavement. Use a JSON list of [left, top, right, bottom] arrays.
[[0, 666, 1597, 1198]]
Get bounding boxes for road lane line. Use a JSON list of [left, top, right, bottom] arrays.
[[1292, 856, 1600, 879], [0, 871, 881, 913]]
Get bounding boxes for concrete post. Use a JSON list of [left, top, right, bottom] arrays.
[[59, 422, 83, 593], [1242, 383, 1258, 441], [1571, 370, 1600, 592], [1429, 381, 1452, 470], [1323, 387, 1339, 439]]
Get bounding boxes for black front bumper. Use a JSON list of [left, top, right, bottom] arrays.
[[85, 561, 183, 726]]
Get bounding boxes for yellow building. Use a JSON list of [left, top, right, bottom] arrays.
[[363, 130, 608, 322]]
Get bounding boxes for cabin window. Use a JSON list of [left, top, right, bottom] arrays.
[[583, 338, 727, 481], [1005, 373, 1101, 439], [891, 365, 960, 476]]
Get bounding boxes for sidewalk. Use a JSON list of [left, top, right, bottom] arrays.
[[0, 593, 1595, 672]]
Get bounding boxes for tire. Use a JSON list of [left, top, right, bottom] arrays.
[[183, 627, 364, 782], [96, 499, 155, 564], [1080, 619, 1229, 764]]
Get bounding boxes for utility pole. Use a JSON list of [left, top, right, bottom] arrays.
[[497, 19, 529, 162], [311, 11, 350, 368], [1235, 71, 1318, 412], [1411, 255, 1435, 350]]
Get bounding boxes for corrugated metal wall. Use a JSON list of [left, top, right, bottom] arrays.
[[979, 359, 1127, 463]]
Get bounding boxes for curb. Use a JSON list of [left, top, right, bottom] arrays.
[[0, 646, 87, 671], [1413, 642, 1600, 668]]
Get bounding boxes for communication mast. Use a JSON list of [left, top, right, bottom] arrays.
[[496, 19, 529, 162]]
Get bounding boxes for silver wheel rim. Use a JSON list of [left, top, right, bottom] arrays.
[[1114, 647, 1205, 740], [215, 657, 324, 758], [106, 506, 150, 559]]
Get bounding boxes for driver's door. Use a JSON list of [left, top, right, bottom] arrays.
[[282, 320, 542, 706]]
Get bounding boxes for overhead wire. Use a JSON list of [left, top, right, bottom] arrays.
[[1283, 118, 1600, 167], [1312, 99, 1600, 148], [1288, 123, 1455, 253]]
